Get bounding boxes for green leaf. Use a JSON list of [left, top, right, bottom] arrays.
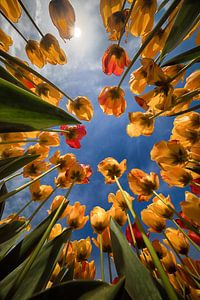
[[162, 46, 200, 66], [0, 154, 39, 180], [0, 228, 71, 300], [110, 218, 162, 300], [161, 0, 200, 59], [30, 278, 125, 300], [0, 221, 26, 260], [61, 263, 75, 283], [0, 66, 28, 90], [0, 78, 80, 133], [0, 207, 66, 280], [0, 183, 7, 220]]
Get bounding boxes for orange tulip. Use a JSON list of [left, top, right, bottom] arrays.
[[54, 172, 71, 189], [185, 70, 200, 93], [98, 86, 126, 117], [0, 0, 21, 22], [98, 157, 127, 184], [90, 206, 110, 234], [161, 251, 177, 274], [108, 189, 134, 211], [66, 97, 94, 121], [74, 260, 96, 280], [129, 0, 157, 36], [150, 194, 174, 219], [150, 140, 188, 170], [49, 0, 75, 40], [162, 64, 185, 87], [50, 150, 76, 172], [23, 160, 50, 179], [152, 240, 167, 259], [65, 163, 92, 184], [126, 112, 155, 137], [25, 40, 46, 68], [29, 181, 53, 201], [164, 228, 190, 255], [92, 226, 112, 253], [161, 166, 193, 188], [180, 192, 200, 227], [48, 223, 62, 240], [0, 146, 24, 158], [40, 33, 67, 65], [66, 202, 88, 230], [102, 44, 130, 76], [141, 208, 166, 232], [106, 10, 128, 40], [48, 195, 69, 219], [140, 248, 155, 270], [0, 28, 13, 52], [27, 143, 49, 160], [128, 168, 159, 201], [100, 0, 124, 28], [109, 205, 127, 226], [38, 132, 60, 147], [141, 28, 168, 58], [73, 237, 92, 262], [33, 82, 63, 106]]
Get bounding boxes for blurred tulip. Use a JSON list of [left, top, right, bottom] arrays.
[[0, 0, 21, 22], [0, 28, 13, 52], [38, 132, 60, 147], [98, 157, 127, 184], [98, 86, 126, 117], [49, 0, 75, 40], [30, 180, 53, 201]]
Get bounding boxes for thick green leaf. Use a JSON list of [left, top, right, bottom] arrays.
[[0, 183, 7, 220], [162, 46, 200, 66], [0, 154, 39, 180], [0, 228, 71, 300], [0, 207, 67, 280], [0, 221, 26, 260], [30, 278, 125, 300], [0, 66, 28, 90], [110, 218, 162, 300], [161, 0, 200, 59], [0, 78, 80, 133]]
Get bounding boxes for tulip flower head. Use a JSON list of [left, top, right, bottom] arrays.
[[98, 157, 127, 184], [60, 125, 86, 149]]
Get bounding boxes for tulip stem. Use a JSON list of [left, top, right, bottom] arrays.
[[172, 219, 200, 252], [43, 129, 70, 134], [0, 171, 23, 186], [0, 139, 37, 145], [117, 0, 181, 88], [0, 50, 75, 102], [18, 0, 44, 38], [167, 59, 198, 84], [10, 196, 68, 298], [114, 176, 178, 300], [0, 164, 60, 203], [107, 252, 112, 283], [100, 233, 105, 281], [14, 198, 33, 220], [0, 11, 28, 43], [28, 185, 58, 224], [117, 0, 136, 46], [186, 256, 199, 277], [152, 190, 200, 237], [127, 212, 140, 257], [64, 181, 75, 198], [192, 181, 200, 187]]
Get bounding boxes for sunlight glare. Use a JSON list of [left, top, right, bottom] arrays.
[[74, 27, 82, 38]]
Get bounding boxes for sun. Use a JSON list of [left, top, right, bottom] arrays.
[[74, 27, 82, 38]]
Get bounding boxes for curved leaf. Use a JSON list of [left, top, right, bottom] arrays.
[[0, 207, 67, 280], [110, 218, 162, 300], [0, 78, 80, 133], [0, 154, 39, 180], [161, 0, 200, 59], [0, 229, 71, 300], [30, 278, 125, 300], [162, 46, 200, 66], [0, 183, 7, 220]]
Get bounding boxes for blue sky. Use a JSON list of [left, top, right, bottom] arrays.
[[1, 0, 199, 280]]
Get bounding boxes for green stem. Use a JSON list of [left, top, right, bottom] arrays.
[[15, 198, 33, 219], [43, 129, 70, 134], [0, 164, 60, 203], [188, 159, 200, 165], [170, 104, 200, 117], [117, 0, 181, 88], [0, 171, 23, 186], [0, 11, 28, 43], [167, 59, 198, 84], [117, 0, 136, 46], [172, 219, 200, 252], [27, 185, 58, 224], [11, 191, 70, 297], [192, 181, 200, 187], [0, 50, 74, 102], [107, 252, 112, 283], [127, 212, 140, 257], [100, 233, 105, 281], [0, 139, 37, 145], [114, 176, 178, 300], [152, 190, 200, 237], [18, 0, 44, 38]]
